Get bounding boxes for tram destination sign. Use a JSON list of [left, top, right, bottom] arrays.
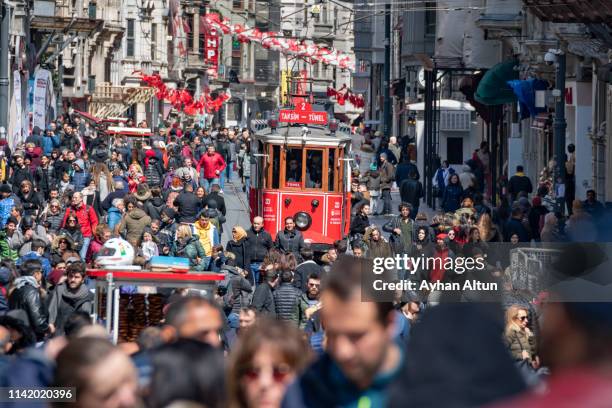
[[278, 102, 328, 125]]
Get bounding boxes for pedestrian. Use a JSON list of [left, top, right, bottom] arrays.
[[378, 153, 395, 216], [61, 191, 98, 259], [274, 217, 305, 259], [226, 226, 251, 273], [273, 269, 302, 325], [508, 165, 533, 204], [399, 170, 423, 219], [197, 144, 226, 192], [282, 257, 403, 407], [442, 174, 463, 213], [228, 319, 311, 408], [47, 261, 93, 335], [246, 216, 273, 286], [9, 259, 50, 341]]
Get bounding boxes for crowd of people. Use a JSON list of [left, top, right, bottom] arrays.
[[0, 114, 608, 407]]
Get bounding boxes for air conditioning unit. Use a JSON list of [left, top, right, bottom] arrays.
[[439, 110, 470, 132]]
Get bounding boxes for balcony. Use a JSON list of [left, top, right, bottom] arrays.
[[89, 83, 156, 118]]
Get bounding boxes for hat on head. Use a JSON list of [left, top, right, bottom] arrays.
[[0, 184, 11, 194], [73, 159, 85, 170], [158, 141, 166, 149], [436, 233, 448, 240]]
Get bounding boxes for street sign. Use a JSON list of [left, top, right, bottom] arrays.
[[279, 102, 328, 125]]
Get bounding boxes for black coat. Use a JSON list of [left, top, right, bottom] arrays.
[[273, 282, 301, 323], [399, 179, 424, 209], [274, 229, 305, 256], [226, 238, 251, 271], [251, 282, 276, 317], [9, 281, 49, 341], [204, 192, 226, 216], [173, 191, 200, 223], [349, 213, 369, 236], [504, 217, 530, 242], [9, 166, 34, 194], [508, 175, 533, 201], [294, 261, 323, 292], [17, 191, 42, 217], [246, 228, 273, 263]]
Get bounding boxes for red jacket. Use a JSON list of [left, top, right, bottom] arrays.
[[197, 153, 226, 179], [62, 203, 99, 238]]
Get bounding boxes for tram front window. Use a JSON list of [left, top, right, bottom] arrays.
[[306, 150, 323, 188], [285, 148, 302, 187]]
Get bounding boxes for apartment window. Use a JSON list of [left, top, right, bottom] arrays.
[[425, 1, 436, 36], [321, 5, 328, 23], [233, 0, 242, 9], [313, 62, 319, 78], [151, 23, 157, 60], [127, 19, 135, 57]]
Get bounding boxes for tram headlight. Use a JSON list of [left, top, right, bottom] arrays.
[[294, 211, 312, 230]]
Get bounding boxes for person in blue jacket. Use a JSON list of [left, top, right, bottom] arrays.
[[41, 126, 61, 156], [442, 173, 464, 213]]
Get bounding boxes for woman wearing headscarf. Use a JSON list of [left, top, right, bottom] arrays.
[[226, 226, 251, 272]]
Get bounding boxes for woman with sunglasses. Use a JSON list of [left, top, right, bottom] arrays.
[[228, 319, 312, 408], [58, 215, 84, 254], [504, 305, 541, 371]]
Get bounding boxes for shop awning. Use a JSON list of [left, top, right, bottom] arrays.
[[475, 60, 519, 106], [507, 78, 549, 118], [523, 0, 612, 24]]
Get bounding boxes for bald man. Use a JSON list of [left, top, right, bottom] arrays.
[[246, 216, 273, 285]]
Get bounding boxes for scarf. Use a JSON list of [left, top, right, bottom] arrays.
[[14, 275, 39, 289]]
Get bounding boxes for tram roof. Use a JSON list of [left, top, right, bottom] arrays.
[[252, 122, 352, 147]]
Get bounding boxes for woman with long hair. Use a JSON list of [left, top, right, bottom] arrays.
[[462, 226, 488, 258], [171, 224, 207, 271], [442, 173, 463, 213], [504, 305, 541, 371], [228, 319, 312, 408], [90, 162, 114, 204], [476, 212, 501, 242]]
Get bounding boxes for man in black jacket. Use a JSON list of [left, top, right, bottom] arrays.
[[399, 171, 423, 220], [47, 262, 93, 335], [246, 216, 273, 285], [173, 183, 200, 223], [275, 217, 305, 259], [204, 184, 226, 216], [9, 259, 50, 341], [273, 270, 301, 325], [251, 266, 279, 317], [508, 165, 533, 204], [294, 246, 323, 292]]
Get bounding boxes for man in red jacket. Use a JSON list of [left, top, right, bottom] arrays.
[[196, 145, 226, 192], [61, 192, 99, 260]]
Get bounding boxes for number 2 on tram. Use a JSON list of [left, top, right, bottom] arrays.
[[250, 121, 353, 251]]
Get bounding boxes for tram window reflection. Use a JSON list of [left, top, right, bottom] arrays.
[[285, 148, 303, 187], [306, 150, 323, 188], [272, 145, 280, 189], [328, 149, 335, 192]]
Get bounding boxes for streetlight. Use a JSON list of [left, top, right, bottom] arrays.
[[548, 48, 567, 214]]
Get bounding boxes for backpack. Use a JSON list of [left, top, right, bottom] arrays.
[[221, 273, 252, 313]]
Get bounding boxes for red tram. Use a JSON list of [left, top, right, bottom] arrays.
[[250, 112, 353, 251]]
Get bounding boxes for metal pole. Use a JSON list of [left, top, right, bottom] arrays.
[[491, 108, 498, 207], [424, 69, 434, 207], [105, 273, 114, 333], [554, 52, 567, 214], [0, 2, 10, 131], [383, 2, 391, 137]]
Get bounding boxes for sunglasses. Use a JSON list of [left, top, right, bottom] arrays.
[[308, 283, 320, 288], [243, 364, 291, 383], [518, 316, 528, 321], [68, 219, 77, 223]]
